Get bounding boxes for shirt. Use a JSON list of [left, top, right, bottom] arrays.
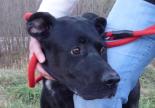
[[38, 0, 78, 18]]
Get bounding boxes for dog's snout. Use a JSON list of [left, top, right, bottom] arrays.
[[102, 72, 120, 87]]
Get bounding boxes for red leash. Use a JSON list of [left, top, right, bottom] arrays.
[[28, 54, 43, 87], [106, 25, 155, 48], [24, 12, 155, 88]]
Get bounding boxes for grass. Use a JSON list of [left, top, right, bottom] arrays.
[[0, 68, 41, 108], [139, 67, 155, 108], [0, 67, 155, 108]]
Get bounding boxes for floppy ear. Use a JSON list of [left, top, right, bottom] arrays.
[[82, 13, 107, 34], [27, 12, 56, 38]]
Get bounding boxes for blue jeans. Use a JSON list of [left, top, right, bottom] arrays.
[[74, 0, 155, 108]]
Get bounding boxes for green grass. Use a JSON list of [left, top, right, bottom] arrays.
[[0, 67, 155, 108], [140, 67, 155, 108], [0, 68, 41, 108]]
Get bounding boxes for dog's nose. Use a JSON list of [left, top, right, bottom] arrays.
[[102, 72, 120, 87]]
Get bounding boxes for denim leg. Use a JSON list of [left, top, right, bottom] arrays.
[[107, 0, 155, 104], [108, 36, 155, 104], [74, 0, 155, 108]]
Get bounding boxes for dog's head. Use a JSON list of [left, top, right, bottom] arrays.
[[27, 12, 120, 100]]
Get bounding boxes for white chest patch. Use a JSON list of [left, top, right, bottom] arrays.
[[45, 80, 52, 90], [45, 80, 56, 96]]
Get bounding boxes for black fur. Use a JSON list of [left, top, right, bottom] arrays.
[[27, 12, 140, 108]]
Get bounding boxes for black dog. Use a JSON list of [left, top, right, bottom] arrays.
[[26, 12, 140, 108]]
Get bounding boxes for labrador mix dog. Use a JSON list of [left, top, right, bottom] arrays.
[[26, 12, 140, 108]]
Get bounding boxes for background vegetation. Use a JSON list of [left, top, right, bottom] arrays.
[[0, 0, 154, 108]]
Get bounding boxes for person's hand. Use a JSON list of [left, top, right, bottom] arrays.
[[29, 37, 54, 80]]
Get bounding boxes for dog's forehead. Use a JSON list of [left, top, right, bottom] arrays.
[[57, 16, 89, 24], [52, 16, 99, 42], [56, 16, 95, 30], [47, 16, 102, 50]]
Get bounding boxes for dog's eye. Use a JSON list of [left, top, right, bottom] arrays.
[[71, 47, 81, 56], [100, 47, 106, 55]]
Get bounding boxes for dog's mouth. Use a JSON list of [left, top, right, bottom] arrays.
[[74, 82, 118, 100]]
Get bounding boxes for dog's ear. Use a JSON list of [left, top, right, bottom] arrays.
[[94, 17, 107, 34], [27, 12, 56, 38], [82, 13, 107, 34]]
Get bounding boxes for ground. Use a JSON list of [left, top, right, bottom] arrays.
[[0, 66, 155, 108]]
